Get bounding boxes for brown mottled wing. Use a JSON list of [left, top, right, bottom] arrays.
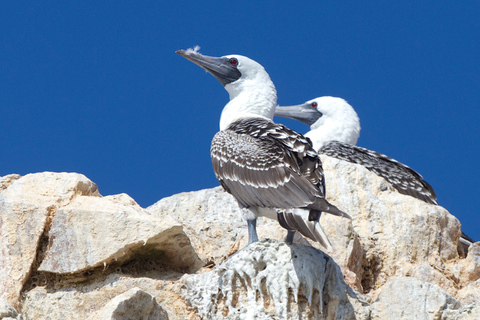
[[210, 118, 349, 217], [211, 129, 318, 209], [320, 140, 438, 205]]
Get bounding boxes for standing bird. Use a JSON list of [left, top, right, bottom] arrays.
[[176, 49, 350, 250], [275, 96, 474, 247]]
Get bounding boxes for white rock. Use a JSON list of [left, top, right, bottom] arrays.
[[2, 161, 475, 318], [0, 299, 18, 318], [22, 273, 194, 320], [0, 174, 20, 191], [384, 262, 461, 300], [147, 186, 247, 264], [462, 242, 480, 282], [322, 156, 462, 291], [147, 187, 362, 290], [87, 287, 168, 320], [0, 172, 99, 307], [39, 193, 203, 274], [441, 302, 480, 320], [370, 276, 461, 320], [457, 279, 480, 306], [183, 239, 362, 319]]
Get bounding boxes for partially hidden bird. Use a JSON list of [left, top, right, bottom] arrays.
[[275, 96, 474, 247]]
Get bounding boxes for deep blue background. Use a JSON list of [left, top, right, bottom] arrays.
[[1, 2, 479, 240]]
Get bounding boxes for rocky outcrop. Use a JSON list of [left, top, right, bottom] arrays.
[[183, 240, 357, 319], [86, 288, 168, 320], [322, 156, 462, 293], [1, 155, 479, 319], [370, 277, 461, 319], [148, 185, 364, 292], [0, 172, 202, 318], [38, 193, 203, 274], [0, 299, 18, 319], [0, 172, 99, 307]]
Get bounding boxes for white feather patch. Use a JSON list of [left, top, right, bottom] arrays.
[[185, 45, 201, 54]]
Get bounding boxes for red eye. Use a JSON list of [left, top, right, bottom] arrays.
[[311, 102, 318, 108], [229, 58, 238, 66]]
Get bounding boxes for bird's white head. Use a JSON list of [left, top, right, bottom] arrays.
[[275, 96, 361, 150], [177, 49, 277, 130]]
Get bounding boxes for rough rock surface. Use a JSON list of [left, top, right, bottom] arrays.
[[1, 158, 479, 319], [0, 172, 99, 307], [38, 193, 203, 274], [322, 156, 463, 293], [147, 186, 364, 291], [183, 240, 358, 319], [457, 280, 480, 306], [461, 243, 480, 282], [22, 272, 192, 320], [442, 303, 480, 320], [370, 276, 461, 319], [0, 299, 18, 319], [87, 287, 168, 320], [147, 186, 247, 265]]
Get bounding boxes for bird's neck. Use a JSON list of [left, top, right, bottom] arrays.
[[306, 115, 360, 151], [219, 78, 277, 131]]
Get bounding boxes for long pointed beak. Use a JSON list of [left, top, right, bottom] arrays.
[[275, 104, 322, 126], [176, 50, 241, 86]]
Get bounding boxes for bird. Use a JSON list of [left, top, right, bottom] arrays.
[[275, 96, 474, 247], [176, 49, 350, 250]]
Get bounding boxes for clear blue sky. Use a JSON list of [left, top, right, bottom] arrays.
[[1, 2, 479, 240]]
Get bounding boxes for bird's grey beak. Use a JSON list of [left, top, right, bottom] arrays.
[[176, 50, 241, 86], [275, 104, 323, 126]]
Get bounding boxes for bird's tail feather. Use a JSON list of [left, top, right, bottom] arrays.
[[313, 220, 333, 252], [277, 210, 333, 251], [311, 197, 351, 219]]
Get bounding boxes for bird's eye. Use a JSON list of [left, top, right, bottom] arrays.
[[311, 102, 318, 108], [229, 58, 238, 66]]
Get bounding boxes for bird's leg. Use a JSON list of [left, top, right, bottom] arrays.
[[285, 230, 295, 244], [247, 218, 259, 245], [239, 205, 260, 245]]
